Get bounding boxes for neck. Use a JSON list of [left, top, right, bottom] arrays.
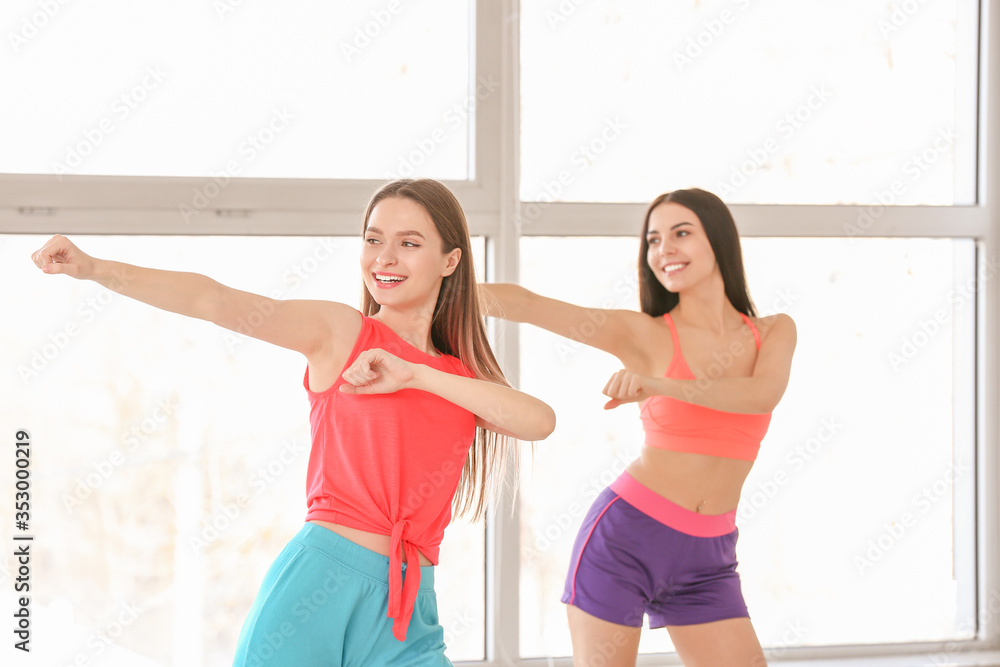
[[372, 304, 438, 355], [671, 273, 741, 334]]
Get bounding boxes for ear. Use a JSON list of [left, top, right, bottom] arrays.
[[441, 247, 461, 277]]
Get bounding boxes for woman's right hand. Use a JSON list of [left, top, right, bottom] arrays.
[[31, 235, 98, 280]]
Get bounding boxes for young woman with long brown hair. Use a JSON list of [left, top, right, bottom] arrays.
[[32, 178, 555, 666]]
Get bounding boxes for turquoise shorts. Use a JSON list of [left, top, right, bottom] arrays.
[[233, 522, 450, 666]]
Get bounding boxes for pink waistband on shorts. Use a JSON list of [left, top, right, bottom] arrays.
[[609, 471, 736, 538]]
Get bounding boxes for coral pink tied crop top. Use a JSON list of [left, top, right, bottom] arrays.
[[639, 312, 771, 461], [303, 314, 476, 642]]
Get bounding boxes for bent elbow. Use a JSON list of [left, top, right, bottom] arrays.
[[532, 405, 557, 441], [755, 387, 787, 413]]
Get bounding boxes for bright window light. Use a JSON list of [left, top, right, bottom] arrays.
[[2, 1, 472, 180], [520, 0, 976, 205]]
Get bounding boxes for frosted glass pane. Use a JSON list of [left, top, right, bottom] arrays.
[[521, 0, 974, 205], [2, 0, 471, 180]]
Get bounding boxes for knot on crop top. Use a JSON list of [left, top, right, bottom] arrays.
[[303, 314, 476, 641], [639, 312, 771, 461]]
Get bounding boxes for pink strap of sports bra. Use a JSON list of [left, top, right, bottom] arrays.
[[739, 313, 761, 350], [664, 311, 761, 350]]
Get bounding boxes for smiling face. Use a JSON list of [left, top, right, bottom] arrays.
[[645, 202, 719, 293], [361, 196, 461, 313]]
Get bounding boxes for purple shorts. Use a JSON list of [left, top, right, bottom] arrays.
[[561, 471, 749, 628]]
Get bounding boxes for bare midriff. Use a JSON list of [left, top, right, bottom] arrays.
[[626, 446, 754, 515], [308, 520, 434, 566]]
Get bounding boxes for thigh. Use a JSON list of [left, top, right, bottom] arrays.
[[360, 584, 451, 667], [233, 542, 363, 666], [666, 617, 766, 667], [566, 604, 642, 667]]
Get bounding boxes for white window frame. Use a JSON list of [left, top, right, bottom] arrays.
[[3, 1, 998, 664]]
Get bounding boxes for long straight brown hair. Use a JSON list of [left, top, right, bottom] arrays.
[[360, 179, 515, 521], [638, 188, 757, 318]]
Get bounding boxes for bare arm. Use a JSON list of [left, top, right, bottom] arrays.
[[480, 283, 650, 366], [31, 234, 358, 359], [340, 348, 556, 441], [603, 314, 797, 413]]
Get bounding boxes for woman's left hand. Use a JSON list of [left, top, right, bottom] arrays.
[[602, 369, 650, 409], [339, 348, 416, 395]]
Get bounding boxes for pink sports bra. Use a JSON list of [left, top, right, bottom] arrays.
[[639, 312, 771, 461]]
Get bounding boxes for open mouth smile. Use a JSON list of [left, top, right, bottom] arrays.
[[373, 272, 407, 286]]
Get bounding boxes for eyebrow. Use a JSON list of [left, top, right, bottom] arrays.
[[366, 226, 426, 239], [647, 222, 694, 235]]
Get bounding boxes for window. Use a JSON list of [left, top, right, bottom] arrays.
[[520, 0, 977, 205], [2, 1, 997, 665], [2, 1, 472, 180]]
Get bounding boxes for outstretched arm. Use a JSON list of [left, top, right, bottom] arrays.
[[603, 314, 797, 414], [340, 348, 556, 441], [480, 283, 651, 366], [31, 234, 358, 358]]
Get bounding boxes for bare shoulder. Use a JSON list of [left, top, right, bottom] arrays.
[[752, 313, 797, 349], [321, 301, 364, 349], [273, 299, 363, 356], [321, 300, 364, 330], [610, 307, 661, 331], [607, 308, 668, 368]]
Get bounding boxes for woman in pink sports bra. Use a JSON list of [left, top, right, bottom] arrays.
[[482, 188, 796, 666]]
